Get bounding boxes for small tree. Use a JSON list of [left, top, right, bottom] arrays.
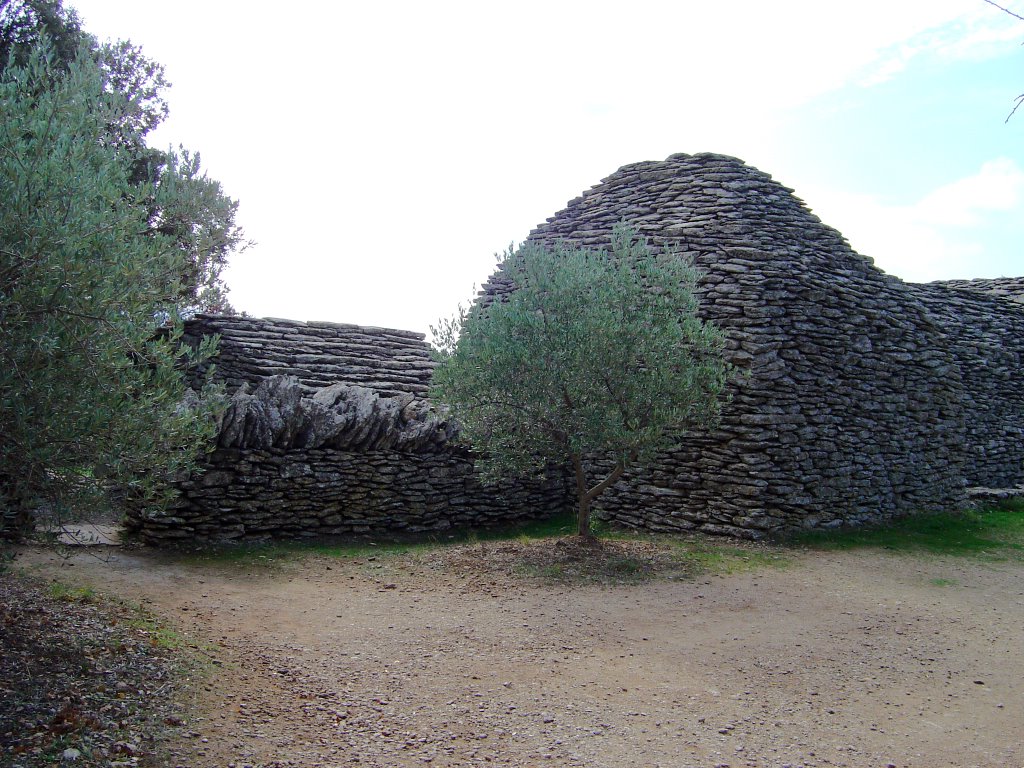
[[431, 226, 729, 537]]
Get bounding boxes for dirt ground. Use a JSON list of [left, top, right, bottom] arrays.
[[15, 540, 1024, 768]]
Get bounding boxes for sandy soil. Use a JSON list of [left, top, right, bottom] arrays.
[[17, 542, 1024, 768]]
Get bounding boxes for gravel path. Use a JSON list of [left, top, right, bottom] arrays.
[[16, 542, 1024, 768]]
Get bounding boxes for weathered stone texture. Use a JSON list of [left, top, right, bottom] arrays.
[[481, 152, 1022, 536], [127, 446, 567, 543], [908, 283, 1024, 488], [182, 315, 435, 398], [215, 376, 455, 453], [128, 153, 1022, 544], [933, 277, 1024, 304], [128, 320, 569, 544]]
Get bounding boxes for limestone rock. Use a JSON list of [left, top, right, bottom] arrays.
[[216, 375, 454, 453]]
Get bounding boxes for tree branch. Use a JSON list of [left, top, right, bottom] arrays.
[[984, 0, 1024, 22], [986, 0, 1024, 122], [584, 459, 629, 505], [1007, 93, 1024, 123]]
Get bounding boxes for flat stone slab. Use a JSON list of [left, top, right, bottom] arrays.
[[966, 487, 1024, 503]]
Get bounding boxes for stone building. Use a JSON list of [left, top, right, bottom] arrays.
[[125, 317, 568, 543], [128, 153, 1023, 543], [480, 152, 1024, 536]]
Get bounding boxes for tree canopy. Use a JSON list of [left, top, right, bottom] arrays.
[[0, 0, 247, 314], [0, 34, 226, 537], [431, 227, 729, 537]]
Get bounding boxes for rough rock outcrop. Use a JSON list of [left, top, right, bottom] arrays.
[[127, 321, 569, 544], [216, 376, 455, 453]]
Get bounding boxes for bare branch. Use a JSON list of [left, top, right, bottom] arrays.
[[984, 0, 1024, 22], [1007, 93, 1024, 123]]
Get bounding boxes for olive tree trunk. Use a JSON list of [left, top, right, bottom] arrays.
[[570, 453, 627, 538]]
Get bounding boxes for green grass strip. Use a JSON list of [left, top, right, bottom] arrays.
[[790, 500, 1024, 559]]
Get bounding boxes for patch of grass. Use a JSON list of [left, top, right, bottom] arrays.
[[604, 554, 647, 577], [177, 509, 795, 585], [525, 563, 570, 580], [511, 539, 674, 585], [929, 577, 959, 587], [514, 511, 579, 539], [509, 534, 788, 586], [590, 522, 790, 577], [790, 502, 1024, 560], [125, 610, 187, 650], [178, 539, 385, 570], [45, 581, 190, 651], [676, 541, 789, 575], [46, 580, 97, 603], [1, 573, 194, 767]]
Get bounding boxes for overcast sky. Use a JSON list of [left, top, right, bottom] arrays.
[[71, 0, 1024, 334]]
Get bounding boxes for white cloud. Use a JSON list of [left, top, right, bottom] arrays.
[[914, 158, 1024, 226], [66, 0, 1024, 328], [800, 158, 1024, 282], [857, 3, 1024, 86]]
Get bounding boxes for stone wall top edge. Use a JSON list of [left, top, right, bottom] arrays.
[[911, 280, 1024, 316], [926, 277, 1024, 305], [189, 314, 427, 341], [595, 153, 763, 186]]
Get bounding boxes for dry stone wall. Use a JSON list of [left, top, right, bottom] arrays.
[[181, 315, 435, 398], [127, 319, 569, 544], [482, 152, 1023, 536], [933, 277, 1024, 305], [908, 284, 1024, 488], [129, 445, 567, 543], [129, 153, 1023, 543]]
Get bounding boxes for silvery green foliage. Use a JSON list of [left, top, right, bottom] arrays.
[[0, 0, 249, 315], [0, 44, 224, 535], [431, 225, 728, 535]]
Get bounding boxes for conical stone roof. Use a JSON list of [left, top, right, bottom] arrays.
[[482, 153, 1024, 535]]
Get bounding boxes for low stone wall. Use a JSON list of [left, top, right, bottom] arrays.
[[128, 446, 568, 544], [182, 315, 435, 398], [127, 340, 572, 543]]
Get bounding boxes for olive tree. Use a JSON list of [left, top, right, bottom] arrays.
[[0, 44, 223, 537], [431, 226, 729, 537], [0, 0, 249, 314]]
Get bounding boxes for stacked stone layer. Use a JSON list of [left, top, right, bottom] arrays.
[[128, 153, 1023, 543], [932, 277, 1024, 304], [482, 152, 1023, 536], [129, 318, 569, 544], [182, 315, 435, 398], [908, 284, 1024, 488], [128, 446, 567, 543]]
